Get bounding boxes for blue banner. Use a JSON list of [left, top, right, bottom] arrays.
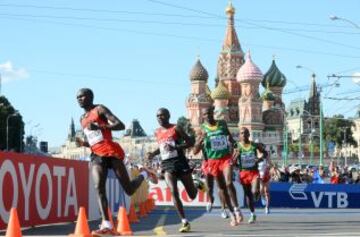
[[268, 183, 360, 208]]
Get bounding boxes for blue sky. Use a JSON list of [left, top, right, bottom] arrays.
[[1, 0, 359, 147]]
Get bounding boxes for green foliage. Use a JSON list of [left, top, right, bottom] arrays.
[[0, 96, 24, 151], [324, 114, 357, 149], [289, 144, 299, 152]]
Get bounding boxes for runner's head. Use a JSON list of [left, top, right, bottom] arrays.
[[77, 88, 94, 109], [240, 127, 250, 142], [201, 106, 215, 124], [157, 107, 170, 126]]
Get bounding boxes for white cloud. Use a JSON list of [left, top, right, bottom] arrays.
[[0, 61, 29, 83]]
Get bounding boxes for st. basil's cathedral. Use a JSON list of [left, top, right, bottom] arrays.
[[185, 2, 287, 159]]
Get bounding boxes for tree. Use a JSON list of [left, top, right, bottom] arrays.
[[324, 114, 357, 151], [0, 96, 24, 152]]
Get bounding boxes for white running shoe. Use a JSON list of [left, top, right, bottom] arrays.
[[221, 209, 229, 219]]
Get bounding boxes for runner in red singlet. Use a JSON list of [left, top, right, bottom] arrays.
[[146, 108, 204, 233], [76, 88, 157, 236]]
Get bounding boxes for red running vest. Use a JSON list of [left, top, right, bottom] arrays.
[[81, 106, 124, 159]]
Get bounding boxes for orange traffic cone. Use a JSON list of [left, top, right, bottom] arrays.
[[6, 208, 22, 237], [138, 202, 147, 218], [116, 206, 133, 236], [128, 204, 139, 223], [69, 207, 92, 237]]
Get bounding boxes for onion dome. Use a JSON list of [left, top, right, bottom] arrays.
[[262, 59, 287, 88], [236, 51, 263, 82], [261, 83, 275, 101], [211, 81, 231, 100], [189, 59, 209, 81]]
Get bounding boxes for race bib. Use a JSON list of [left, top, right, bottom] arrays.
[[84, 127, 104, 146], [240, 153, 256, 168], [209, 135, 228, 151], [159, 140, 178, 160]]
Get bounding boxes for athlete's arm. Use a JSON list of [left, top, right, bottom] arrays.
[[193, 131, 205, 155], [96, 104, 125, 131], [175, 126, 195, 150], [146, 149, 160, 161], [255, 143, 267, 163], [222, 120, 236, 148]]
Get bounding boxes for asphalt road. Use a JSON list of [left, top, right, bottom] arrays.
[[2, 207, 360, 236]]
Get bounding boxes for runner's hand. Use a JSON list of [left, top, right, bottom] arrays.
[[88, 122, 101, 130]]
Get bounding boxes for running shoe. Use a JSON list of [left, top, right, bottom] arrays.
[[194, 179, 207, 192], [248, 214, 256, 224], [230, 215, 238, 227], [91, 227, 118, 237], [221, 209, 229, 219], [206, 202, 213, 213], [235, 210, 243, 224], [265, 207, 270, 214], [178, 222, 191, 233]]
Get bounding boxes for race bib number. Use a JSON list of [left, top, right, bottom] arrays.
[[209, 135, 228, 151], [159, 140, 178, 160], [84, 127, 104, 146], [240, 153, 256, 168]]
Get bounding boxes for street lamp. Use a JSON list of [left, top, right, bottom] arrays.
[[329, 15, 360, 29], [6, 111, 19, 151]]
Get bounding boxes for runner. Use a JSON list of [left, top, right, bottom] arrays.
[[201, 152, 229, 219], [75, 88, 157, 236], [257, 142, 271, 214], [146, 107, 205, 233], [234, 127, 267, 224], [194, 106, 243, 226]]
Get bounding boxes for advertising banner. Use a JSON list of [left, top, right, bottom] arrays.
[[0, 152, 89, 229], [270, 182, 360, 208]]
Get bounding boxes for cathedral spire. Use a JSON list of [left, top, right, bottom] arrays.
[[222, 1, 241, 52], [309, 73, 317, 98], [68, 118, 75, 141]]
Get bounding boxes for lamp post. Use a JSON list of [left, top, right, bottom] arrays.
[[329, 15, 360, 29], [6, 111, 19, 151]]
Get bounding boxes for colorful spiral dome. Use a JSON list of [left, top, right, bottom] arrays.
[[189, 59, 209, 81], [262, 59, 287, 88], [211, 81, 231, 100], [236, 51, 263, 82]]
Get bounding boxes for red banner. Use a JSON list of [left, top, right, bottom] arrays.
[[0, 152, 89, 229]]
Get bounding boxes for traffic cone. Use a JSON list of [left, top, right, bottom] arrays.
[[116, 206, 133, 236], [107, 208, 117, 231], [6, 208, 22, 237], [69, 207, 92, 237], [128, 204, 139, 223], [138, 202, 147, 218]]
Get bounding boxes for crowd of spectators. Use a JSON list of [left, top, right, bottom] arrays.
[[269, 161, 360, 184]]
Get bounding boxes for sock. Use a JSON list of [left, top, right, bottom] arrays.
[[181, 218, 188, 224], [140, 171, 148, 179], [251, 212, 255, 216], [234, 207, 239, 212], [102, 220, 113, 229]]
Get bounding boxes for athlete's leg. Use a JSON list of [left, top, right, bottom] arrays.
[[205, 174, 215, 204], [215, 173, 234, 213], [251, 176, 260, 201], [91, 161, 109, 221], [111, 158, 145, 196], [243, 184, 255, 213], [223, 165, 239, 208], [179, 172, 198, 200], [164, 171, 186, 219]]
